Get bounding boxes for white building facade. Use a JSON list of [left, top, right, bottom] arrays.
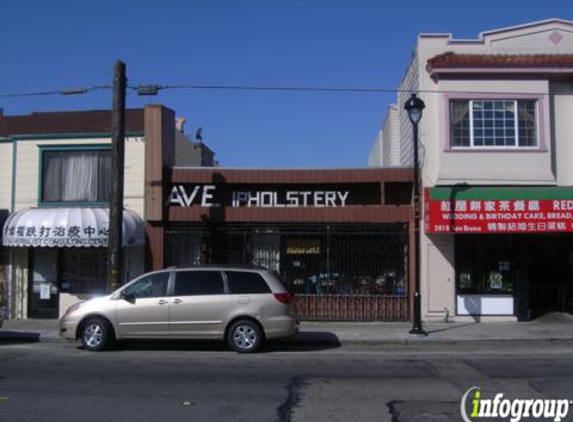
[[369, 104, 400, 167], [385, 19, 573, 321]]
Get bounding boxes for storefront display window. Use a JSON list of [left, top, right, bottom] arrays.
[[166, 224, 408, 298], [60, 248, 108, 294], [456, 235, 514, 294], [166, 232, 203, 267]]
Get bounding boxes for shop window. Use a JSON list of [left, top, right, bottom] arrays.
[[455, 235, 514, 294], [250, 232, 280, 272], [166, 225, 408, 298], [282, 230, 407, 297], [60, 249, 108, 294], [450, 99, 538, 149], [41, 148, 111, 204], [166, 232, 202, 267]]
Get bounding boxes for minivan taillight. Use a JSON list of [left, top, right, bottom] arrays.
[[273, 293, 293, 304]]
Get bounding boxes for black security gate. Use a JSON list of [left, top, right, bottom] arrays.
[[166, 224, 409, 321]]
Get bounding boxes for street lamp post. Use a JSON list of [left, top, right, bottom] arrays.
[[404, 93, 427, 336]]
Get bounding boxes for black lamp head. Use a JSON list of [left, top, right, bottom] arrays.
[[404, 93, 425, 124]]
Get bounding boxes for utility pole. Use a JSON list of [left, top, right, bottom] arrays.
[[107, 60, 126, 292]]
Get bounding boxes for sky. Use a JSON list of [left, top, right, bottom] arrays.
[[1, 0, 571, 168]]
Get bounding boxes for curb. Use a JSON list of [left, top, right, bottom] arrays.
[[0, 331, 41, 343], [274, 335, 573, 348], [2, 331, 573, 347]]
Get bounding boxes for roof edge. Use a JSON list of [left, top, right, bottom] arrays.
[[420, 18, 573, 45]]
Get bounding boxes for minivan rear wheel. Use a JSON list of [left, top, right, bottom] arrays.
[[80, 318, 112, 351], [227, 320, 263, 353]]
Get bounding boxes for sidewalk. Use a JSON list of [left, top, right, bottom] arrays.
[[0, 319, 60, 342], [300, 312, 573, 345], [1, 313, 573, 345]]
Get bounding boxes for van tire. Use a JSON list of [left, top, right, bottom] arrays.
[[80, 318, 112, 351], [227, 319, 263, 353]]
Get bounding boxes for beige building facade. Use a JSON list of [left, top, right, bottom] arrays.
[[0, 109, 149, 318], [0, 105, 218, 319]]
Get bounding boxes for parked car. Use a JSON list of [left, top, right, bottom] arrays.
[[60, 267, 298, 353]]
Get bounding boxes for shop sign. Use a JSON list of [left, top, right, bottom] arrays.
[[3, 224, 110, 247], [286, 240, 321, 255], [2, 207, 145, 248], [425, 187, 573, 234], [168, 183, 381, 208]]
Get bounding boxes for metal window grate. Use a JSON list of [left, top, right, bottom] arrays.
[[166, 224, 409, 321]]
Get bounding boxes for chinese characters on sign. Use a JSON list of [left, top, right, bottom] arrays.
[[3, 223, 110, 247], [426, 192, 573, 234]]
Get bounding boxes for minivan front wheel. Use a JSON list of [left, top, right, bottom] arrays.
[[227, 320, 263, 353], [81, 318, 112, 351]]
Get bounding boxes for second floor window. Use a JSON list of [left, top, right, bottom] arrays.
[[450, 99, 538, 148], [42, 149, 111, 203]]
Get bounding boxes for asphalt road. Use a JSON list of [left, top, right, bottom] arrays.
[[1, 339, 573, 422]]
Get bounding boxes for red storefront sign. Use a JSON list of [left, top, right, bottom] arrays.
[[425, 187, 573, 234]]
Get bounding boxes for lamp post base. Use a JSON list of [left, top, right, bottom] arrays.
[[409, 325, 428, 336]]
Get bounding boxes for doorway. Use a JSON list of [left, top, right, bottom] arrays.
[[514, 235, 573, 319], [28, 249, 59, 318]]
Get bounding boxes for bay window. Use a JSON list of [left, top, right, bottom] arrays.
[[450, 99, 538, 148]]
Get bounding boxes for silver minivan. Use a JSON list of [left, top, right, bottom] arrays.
[[60, 267, 298, 353]]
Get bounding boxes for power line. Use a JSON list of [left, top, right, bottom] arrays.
[[158, 84, 399, 93], [0, 83, 570, 99], [132, 84, 565, 97], [0, 85, 111, 99]]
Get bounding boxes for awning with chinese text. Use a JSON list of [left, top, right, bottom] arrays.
[[2, 207, 145, 247]]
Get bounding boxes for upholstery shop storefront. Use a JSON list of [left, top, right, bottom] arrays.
[[147, 168, 415, 321], [426, 187, 573, 320]]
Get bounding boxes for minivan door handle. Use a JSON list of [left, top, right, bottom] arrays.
[[172, 298, 183, 304], [157, 299, 168, 305]]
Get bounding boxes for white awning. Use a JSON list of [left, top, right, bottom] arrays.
[[2, 207, 145, 248]]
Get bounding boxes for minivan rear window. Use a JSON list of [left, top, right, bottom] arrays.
[[174, 271, 224, 296], [226, 271, 271, 294]]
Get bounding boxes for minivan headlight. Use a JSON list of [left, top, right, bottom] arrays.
[[64, 302, 85, 316]]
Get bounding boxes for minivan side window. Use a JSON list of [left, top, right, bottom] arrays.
[[174, 271, 224, 296], [226, 271, 271, 294], [123, 272, 170, 298]]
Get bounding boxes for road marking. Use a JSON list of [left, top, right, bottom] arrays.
[[0, 397, 9, 401]]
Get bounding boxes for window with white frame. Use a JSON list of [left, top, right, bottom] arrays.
[[41, 148, 111, 203], [450, 99, 537, 148]]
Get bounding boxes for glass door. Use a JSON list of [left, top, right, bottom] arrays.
[[28, 249, 59, 318]]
